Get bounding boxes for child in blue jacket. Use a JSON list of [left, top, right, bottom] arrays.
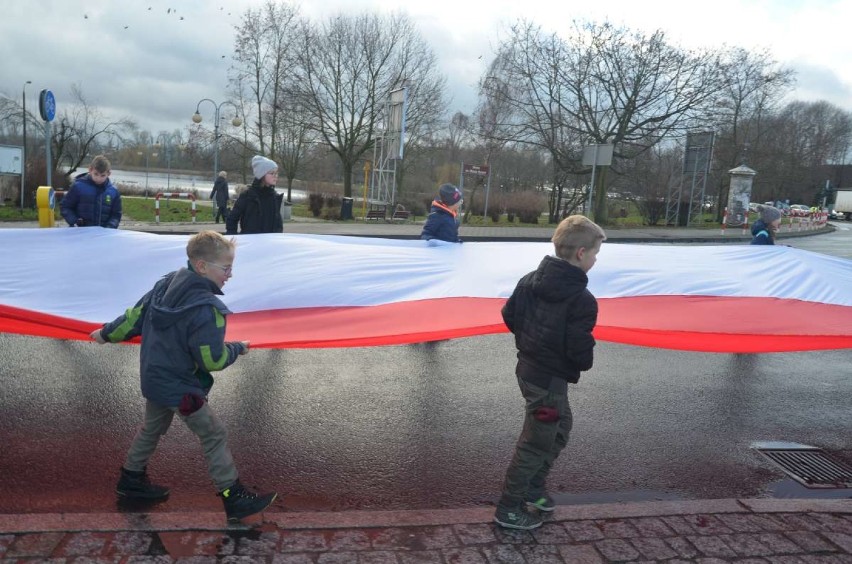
[[420, 183, 463, 243], [60, 155, 122, 228], [750, 205, 782, 245], [90, 231, 276, 523]]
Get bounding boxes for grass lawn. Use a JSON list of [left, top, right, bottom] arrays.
[[0, 206, 39, 221]]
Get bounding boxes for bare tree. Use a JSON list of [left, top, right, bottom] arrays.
[[231, 0, 301, 156], [393, 50, 448, 198], [274, 97, 315, 202], [479, 29, 585, 223], [294, 12, 445, 198], [445, 112, 473, 162], [485, 20, 725, 223], [757, 100, 852, 204], [51, 84, 135, 186], [709, 47, 795, 218]]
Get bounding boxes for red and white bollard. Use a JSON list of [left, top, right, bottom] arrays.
[[721, 207, 728, 235], [155, 192, 198, 224]]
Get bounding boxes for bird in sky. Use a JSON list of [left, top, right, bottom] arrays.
[[124, 25, 129, 29], [83, 14, 88, 19]]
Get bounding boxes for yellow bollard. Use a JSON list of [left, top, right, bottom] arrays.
[[36, 186, 56, 228]]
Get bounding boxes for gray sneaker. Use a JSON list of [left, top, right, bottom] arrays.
[[494, 507, 543, 530], [526, 493, 556, 512]]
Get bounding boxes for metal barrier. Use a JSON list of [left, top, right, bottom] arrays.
[[155, 192, 196, 223]]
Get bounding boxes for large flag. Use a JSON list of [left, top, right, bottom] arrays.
[[1, 228, 850, 352]]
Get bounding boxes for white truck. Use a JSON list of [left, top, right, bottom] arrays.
[[834, 189, 852, 220]]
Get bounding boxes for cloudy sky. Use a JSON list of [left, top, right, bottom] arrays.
[[3, 0, 851, 137]]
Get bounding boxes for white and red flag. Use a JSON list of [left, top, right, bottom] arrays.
[[1, 228, 850, 352]]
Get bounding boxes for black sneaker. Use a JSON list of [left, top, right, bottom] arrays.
[[526, 493, 556, 512], [219, 480, 277, 523], [116, 467, 170, 500], [493, 507, 542, 530]]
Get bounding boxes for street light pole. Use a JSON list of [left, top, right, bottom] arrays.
[[155, 134, 172, 191], [137, 143, 151, 197], [192, 99, 242, 181], [21, 80, 31, 211]]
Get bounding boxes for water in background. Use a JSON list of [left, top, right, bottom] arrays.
[[70, 168, 306, 201]]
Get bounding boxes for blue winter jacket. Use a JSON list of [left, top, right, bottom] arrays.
[[750, 219, 774, 245], [99, 266, 246, 407], [420, 200, 461, 242], [60, 172, 122, 228]]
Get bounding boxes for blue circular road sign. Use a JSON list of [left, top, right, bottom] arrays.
[[39, 90, 56, 122]]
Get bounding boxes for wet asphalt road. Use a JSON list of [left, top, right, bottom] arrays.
[[1, 225, 850, 515]]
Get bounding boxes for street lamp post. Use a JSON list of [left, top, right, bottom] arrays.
[[137, 144, 151, 197], [155, 134, 172, 191], [21, 80, 31, 211], [192, 99, 242, 181]]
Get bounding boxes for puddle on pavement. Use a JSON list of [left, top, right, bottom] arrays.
[[765, 478, 852, 500]]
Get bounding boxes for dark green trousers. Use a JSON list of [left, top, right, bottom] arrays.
[[497, 377, 573, 510]]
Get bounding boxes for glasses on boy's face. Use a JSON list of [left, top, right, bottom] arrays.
[[205, 261, 232, 275]]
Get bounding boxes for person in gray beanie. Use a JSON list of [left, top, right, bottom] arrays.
[[226, 156, 283, 234], [750, 204, 782, 245]]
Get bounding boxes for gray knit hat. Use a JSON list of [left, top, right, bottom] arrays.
[[758, 205, 782, 223], [251, 155, 278, 179]]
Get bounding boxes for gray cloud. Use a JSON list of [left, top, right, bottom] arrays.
[[2, 0, 850, 145]]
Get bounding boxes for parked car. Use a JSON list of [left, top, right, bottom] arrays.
[[789, 204, 810, 217]]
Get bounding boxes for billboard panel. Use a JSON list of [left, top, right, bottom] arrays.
[[0, 145, 23, 175]]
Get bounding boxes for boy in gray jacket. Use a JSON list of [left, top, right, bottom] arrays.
[[90, 230, 276, 523]]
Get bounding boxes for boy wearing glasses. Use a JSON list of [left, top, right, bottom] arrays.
[[90, 230, 277, 523]]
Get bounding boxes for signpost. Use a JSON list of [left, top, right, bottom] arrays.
[[582, 143, 613, 218], [459, 163, 490, 218]]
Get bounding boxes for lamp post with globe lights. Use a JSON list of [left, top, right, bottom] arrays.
[[192, 99, 242, 181]]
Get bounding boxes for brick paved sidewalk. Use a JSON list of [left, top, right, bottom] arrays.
[[2, 499, 851, 562]]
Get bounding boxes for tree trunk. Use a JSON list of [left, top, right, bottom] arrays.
[[342, 161, 353, 198]]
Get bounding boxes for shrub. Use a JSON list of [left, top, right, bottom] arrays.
[[308, 193, 325, 217], [488, 194, 504, 223], [323, 194, 342, 220], [506, 190, 547, 224], [637, 198, 666, 226], [398, 197, 426, 217]]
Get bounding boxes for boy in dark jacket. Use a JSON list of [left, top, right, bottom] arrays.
[[60, 155, 122, 228], [420, 183, 463, 243], [495, 215, 606, 530], [89, 230, 277, 523]]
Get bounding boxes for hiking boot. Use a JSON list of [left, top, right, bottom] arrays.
[[493, 506, 542, 530], [116, 467, 170, 500], [219, 480, 277, 523], [526, 493, 556, 512]]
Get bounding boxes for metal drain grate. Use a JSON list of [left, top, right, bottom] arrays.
[[753, 443, 852, 489]]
